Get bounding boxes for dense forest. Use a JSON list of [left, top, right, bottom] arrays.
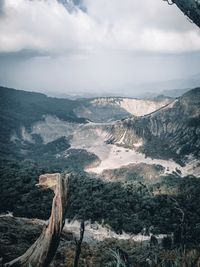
[[0, 86, 200, 265], [1, 154, 200, 248]]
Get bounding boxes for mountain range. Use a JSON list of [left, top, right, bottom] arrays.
[[0, 85, 200, 266]]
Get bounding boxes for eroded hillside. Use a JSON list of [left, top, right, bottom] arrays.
[[74, 96, 173, 122], [108, 88, 200, 167], [1, 87, 200, 265], [12, 88, 199, 177]]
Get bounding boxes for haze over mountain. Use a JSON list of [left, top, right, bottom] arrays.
[[0, 0, 200, 96]]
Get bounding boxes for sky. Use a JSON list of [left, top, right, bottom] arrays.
[[0, 0, 200, 96]]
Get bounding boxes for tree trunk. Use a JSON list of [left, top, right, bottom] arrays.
[[4, 173, 70, 267], [166, 0, 200, 28], [73, 220, 85, 267]]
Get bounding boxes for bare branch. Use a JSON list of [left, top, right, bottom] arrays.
[[73, 220, 85, 267]]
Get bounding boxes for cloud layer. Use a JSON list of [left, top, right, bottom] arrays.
[[0, 0, 200, 95], [0, 0, 200, 54]]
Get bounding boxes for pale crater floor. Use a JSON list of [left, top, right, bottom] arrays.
[[22, 116, 199, 177]]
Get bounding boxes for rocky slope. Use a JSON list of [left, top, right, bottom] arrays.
[[74, 96, 172, 122], [4, 86, 199, 177], [107, 88, 200, 167], [10, 88, 199, 177]]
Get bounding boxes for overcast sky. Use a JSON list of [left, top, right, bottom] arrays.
[[0, 0, 200, 96]]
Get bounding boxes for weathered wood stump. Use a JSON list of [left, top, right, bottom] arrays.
[[4, 173, 70, 267]]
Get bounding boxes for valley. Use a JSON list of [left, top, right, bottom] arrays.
[[15, 87, 200, 178], [1, 1, 200, 265], [20, 115, 197, 177], [0, 86, 200, 266]]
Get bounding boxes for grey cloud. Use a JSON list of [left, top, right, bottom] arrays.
[[1, 50, 200, 96], [0, 0, 5, 16], [0, 49, 48, 60], [0, 0, 200, 96], [0, 0, 200, 54], [58, 0, 87, 12], [72, 0, 87, 12]]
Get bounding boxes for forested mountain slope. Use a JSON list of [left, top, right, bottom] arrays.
[[0, 86, 86, 158], [1, 86, 200, 263]]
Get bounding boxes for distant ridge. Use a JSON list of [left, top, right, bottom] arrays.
[[161, 88, 191, 98]]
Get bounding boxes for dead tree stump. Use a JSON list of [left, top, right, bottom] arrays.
[[73, 220, 85, 267], [4, 173, 70, 267]]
